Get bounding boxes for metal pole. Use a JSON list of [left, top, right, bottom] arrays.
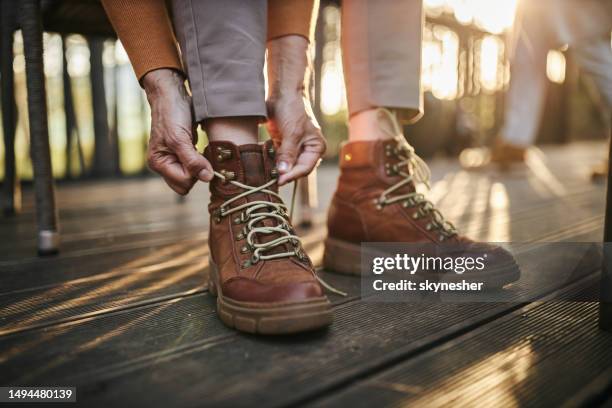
[[20, 0, 60, 255], [1, 0, 20, 216], [600, 120, 612, 331]]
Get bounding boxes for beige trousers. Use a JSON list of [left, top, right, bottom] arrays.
[[342, 0, 424, 123], [171, 0, 268, 122], [172, 0, 424, 124], [502, 0, 612, 146]]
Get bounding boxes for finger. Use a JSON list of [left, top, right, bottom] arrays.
[[165, 179, 191, 196], [148, 152, 196, 194], [276, 136, 299, 175], [159, 162, 196, 194], [171, 139, 214, 182], [278, 150, 321, 186]]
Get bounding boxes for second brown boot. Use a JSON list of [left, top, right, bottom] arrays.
[[323, 112, 520, 288], [205, 140, 332, 334]]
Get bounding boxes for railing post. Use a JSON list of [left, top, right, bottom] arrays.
[[20, 0, 60, 255], [600, 119, 612, 331], [1, 0, 20, 216]]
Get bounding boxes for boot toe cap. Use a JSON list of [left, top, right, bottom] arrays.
[[221, 277, 324, 304]]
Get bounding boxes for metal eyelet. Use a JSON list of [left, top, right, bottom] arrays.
[[235, 233, 244, 241], [216, 147, 232, 161], [240, 245, 249, 254], [234, 212, 249, 225], [270, 168, 279, 179], [220, 169, 235, 182], [213, 209, 222, 223], [412, 212, 420, 220], [251, 254, 260, 264], [241, 260, 251, 269], [385, 164, 398, 176], [267, 146, 276, 158], [426, 223, 432, 231]]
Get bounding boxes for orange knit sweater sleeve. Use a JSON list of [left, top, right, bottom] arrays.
[[101, 0, 183, 81], [268, 0, 319, 42], [101, 0, 319, 82]]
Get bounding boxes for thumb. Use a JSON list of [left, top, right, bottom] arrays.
[[276, 138, 299, 174], [173, 141, 214, 182]]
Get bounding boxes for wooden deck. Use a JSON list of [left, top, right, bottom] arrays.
[[1, 141, 612, 407]]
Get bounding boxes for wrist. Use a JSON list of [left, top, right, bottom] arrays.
[[268, 87, 304, 103], [267, 35, 309, 100], [142, 68, 186, 99]]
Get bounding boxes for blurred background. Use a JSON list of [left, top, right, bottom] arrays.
[[0, 0, 609, 182]]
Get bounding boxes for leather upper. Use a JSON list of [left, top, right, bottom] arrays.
[[204, 140, 323, 303], [328, 138, 456, 244]]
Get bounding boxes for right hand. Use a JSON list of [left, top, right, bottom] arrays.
[[266, 94, 326, 186], [266, 35, 326, 186], [143, 69, 213, 195]]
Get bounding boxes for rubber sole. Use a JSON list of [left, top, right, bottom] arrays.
[[323, 237, 521, 289], [208, 261, 332, 335]]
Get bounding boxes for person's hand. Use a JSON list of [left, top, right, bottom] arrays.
[[266, 94, 325, 186], [142, 69, 213, 195], [266, 35, 326, 186]]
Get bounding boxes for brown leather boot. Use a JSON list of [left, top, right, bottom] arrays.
[[324, 133, 520, 288], [204, 140, 331, 334], [460, 139, 527, 171]]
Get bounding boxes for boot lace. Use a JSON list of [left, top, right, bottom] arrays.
[[212, 170, 347, 297], [374, 109, 457, 241], [213, 171, 301, 264]]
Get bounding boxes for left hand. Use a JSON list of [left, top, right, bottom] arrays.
[[266, 94, 326, 186]]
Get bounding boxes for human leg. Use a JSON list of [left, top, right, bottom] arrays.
[[171, 0, 331, 334], [341, 0, 423, 141], [323, 0, 519, 286]]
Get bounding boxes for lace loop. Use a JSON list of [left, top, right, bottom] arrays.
[[213, 170, 300, 263], [211, 158, 348, 297], [375, 108, 457, 239]]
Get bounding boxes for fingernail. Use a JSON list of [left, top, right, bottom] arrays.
[[278, 161, 290, 173], [198, 169, 212, 181]]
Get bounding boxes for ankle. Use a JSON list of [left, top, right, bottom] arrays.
[[348, 109, 397, 142], [205, 117, 259, 145]]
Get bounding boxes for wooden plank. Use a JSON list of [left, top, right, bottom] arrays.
[[0, 244, 599, 407], [0, 227, 328, 335], [0, 192, 601, 335], [309, 277, 612, 408], [0, 142, 606, 407], [2, 172, 602, 270]]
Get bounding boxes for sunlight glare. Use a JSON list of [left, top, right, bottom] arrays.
[[423, 26, 459, 100], [321, 62, 345, 115], [546, 50, 566, 84], [479, 36, 503, 92], [425, 0, 519, 34]]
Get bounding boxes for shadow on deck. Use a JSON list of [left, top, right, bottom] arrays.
[[1, 141, 612, 407]]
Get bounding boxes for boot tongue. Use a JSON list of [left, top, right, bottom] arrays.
[[239, 145, 268, 187], [237, 144, 288, 255]]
